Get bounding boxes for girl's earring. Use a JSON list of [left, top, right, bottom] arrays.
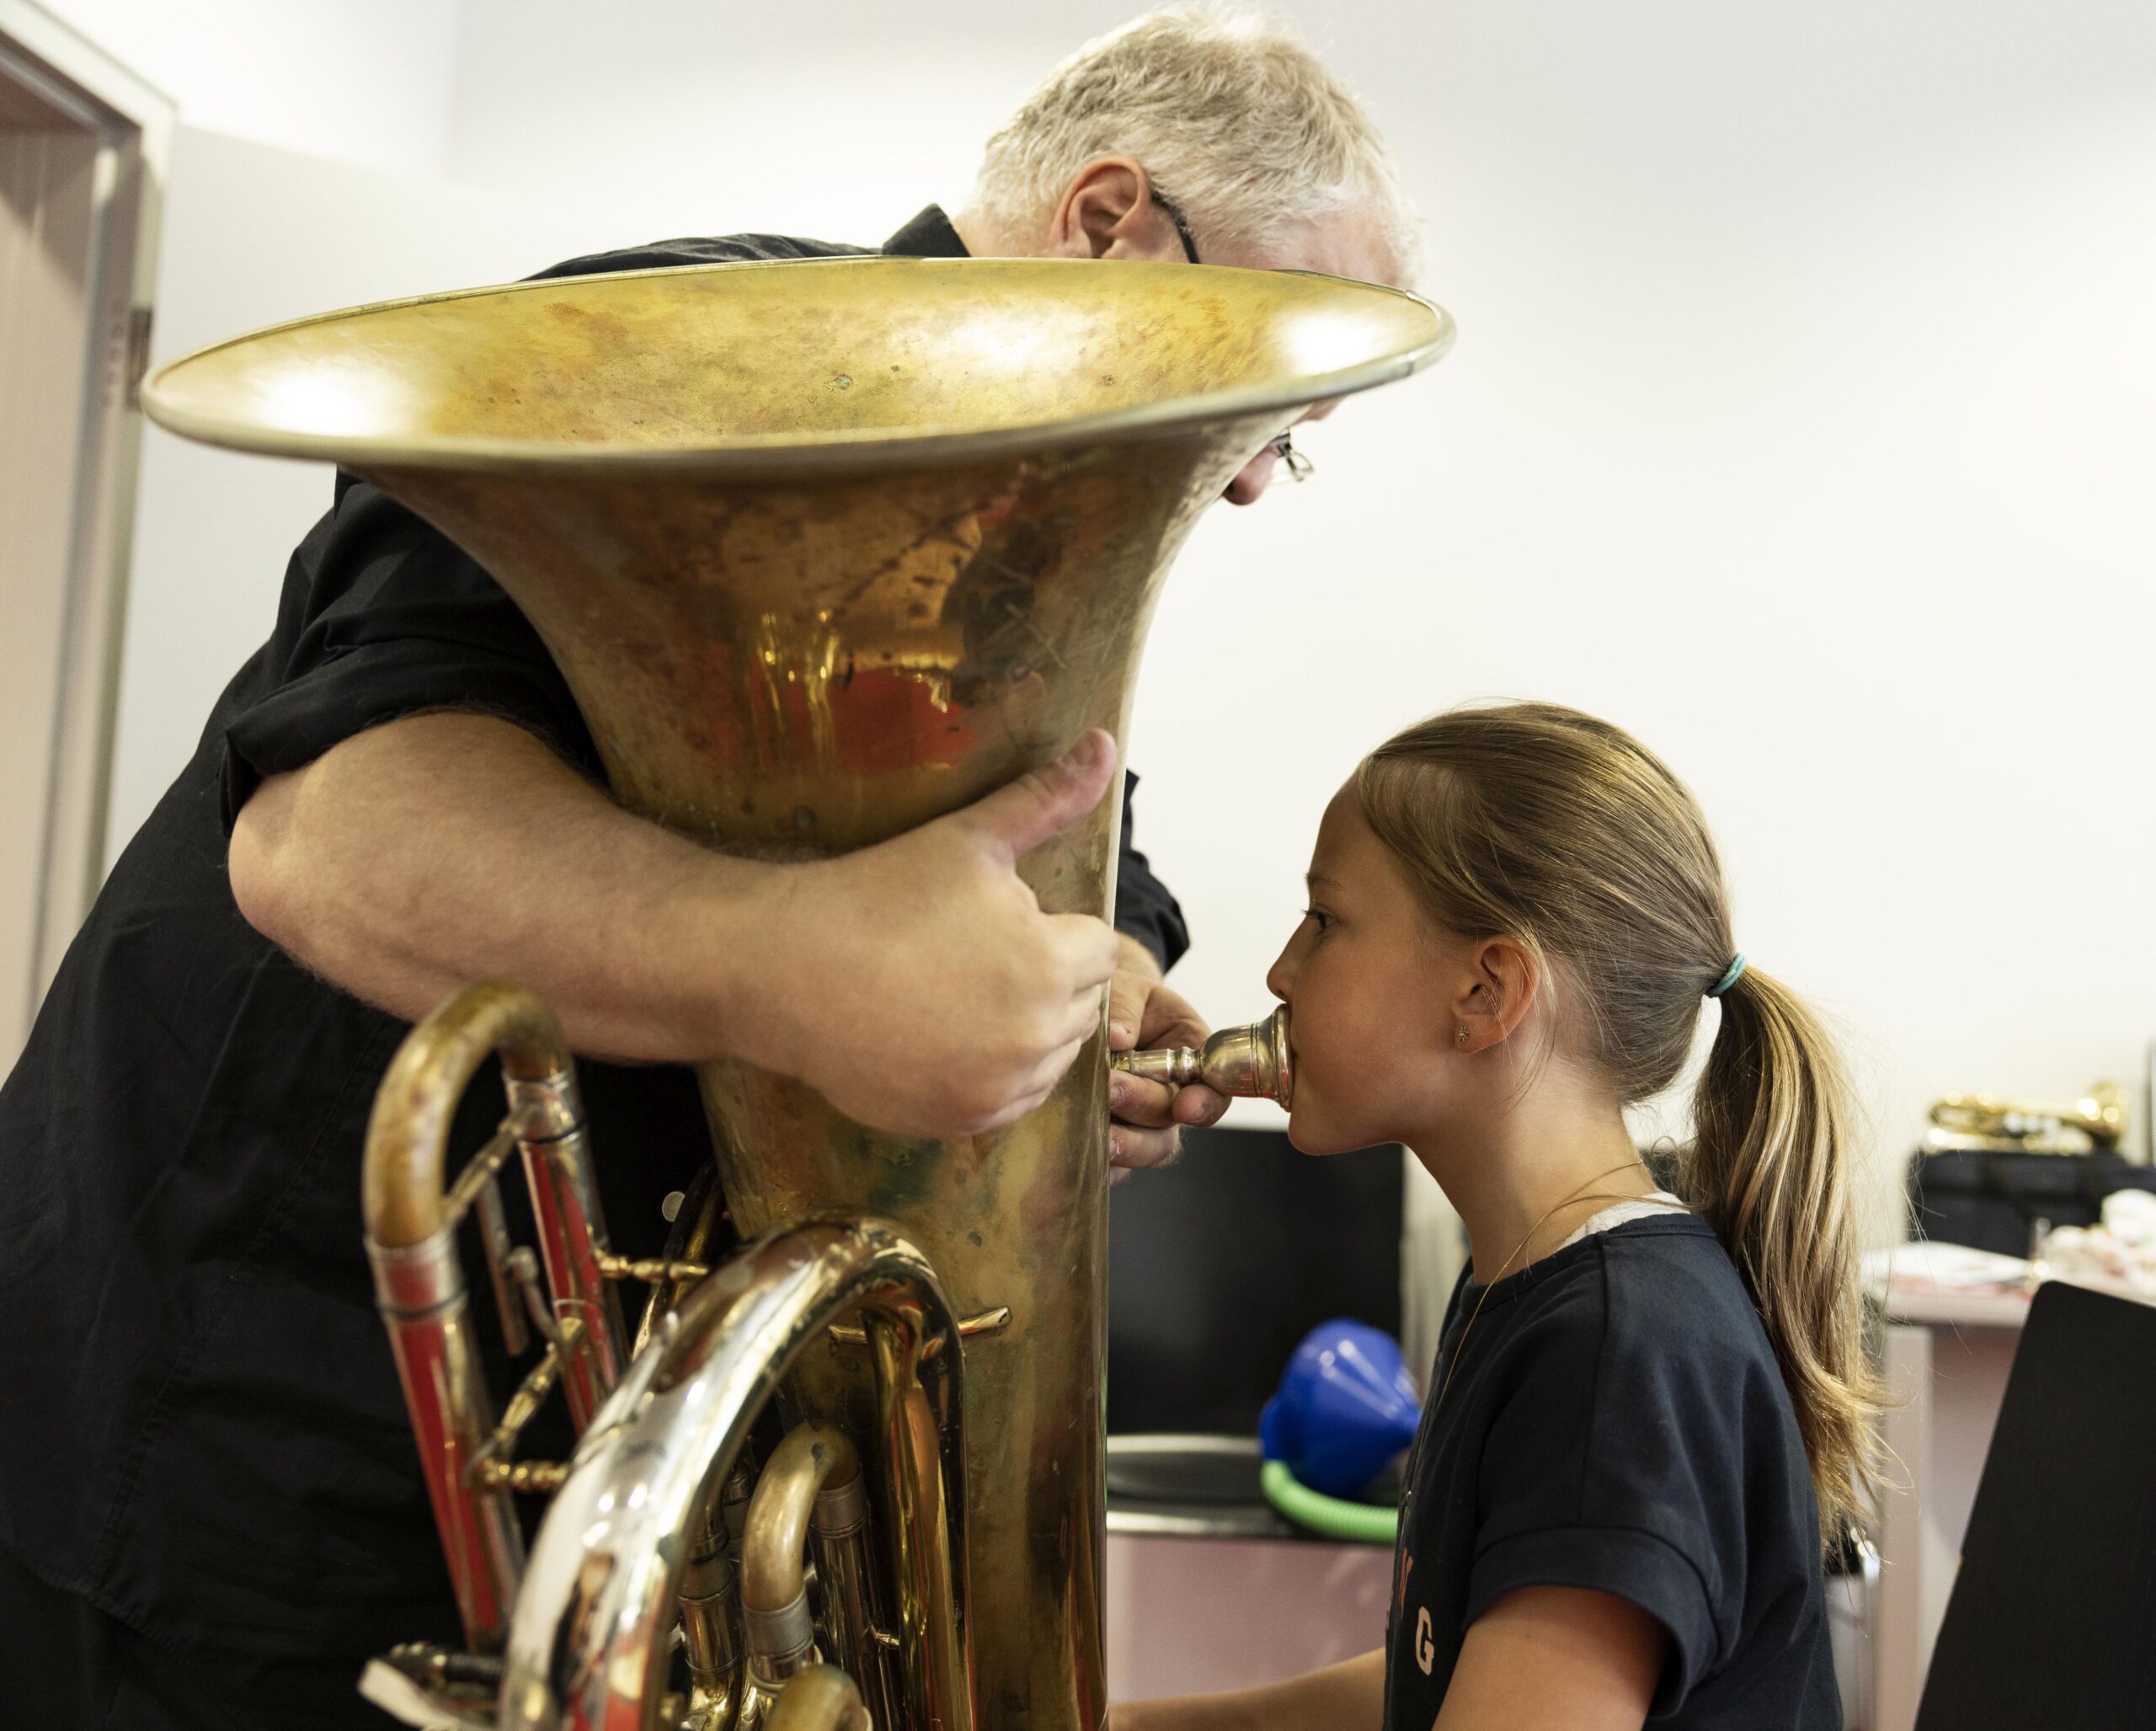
[[1455, 1026, 1470, 1046]]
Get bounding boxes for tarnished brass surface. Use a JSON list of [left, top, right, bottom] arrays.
[[1112, 1005, 1293, 1107], [147, 257, 1449, 1728], [765, 1665, 871, 1731], [143, 254, 1448, 479], [501, 1218, 970, 1731]]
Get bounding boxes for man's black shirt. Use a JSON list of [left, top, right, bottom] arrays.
[[0, 208, 1185, 1717], [1385, 1215, 1840, 1729]]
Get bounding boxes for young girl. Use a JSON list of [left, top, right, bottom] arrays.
[[1118, 701, 1877, 1731]]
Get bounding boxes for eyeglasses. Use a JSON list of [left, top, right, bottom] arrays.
[[1150, 186, 1316, 486], [1267, 431, 1315, 483], [1149, 187, 1203, 266]]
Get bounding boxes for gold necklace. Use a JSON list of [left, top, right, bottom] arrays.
[[1430, 1160, 1658, 1417]]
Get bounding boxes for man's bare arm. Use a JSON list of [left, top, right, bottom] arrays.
[[232, 713, 764, 1061], [229, 711, 1122, 1137]]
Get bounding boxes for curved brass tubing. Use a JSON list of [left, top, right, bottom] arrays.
[[765, 1667, 870, 1731], [363, 978, 574, 1248], [500, 1217, 972, 1731], [735, 1424, 894, 1730], [360, 980, 629, 1652], [741, 1424, 857, 1655], [366, 977, 628, 1425]]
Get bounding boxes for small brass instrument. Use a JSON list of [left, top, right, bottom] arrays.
[[1926, 1082, 2129, 1155], [1111, 1005, 1293, 1107], [144, 256, 1448, 1729]]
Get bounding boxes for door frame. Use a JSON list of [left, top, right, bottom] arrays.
[[0, 0, 171, 1045]]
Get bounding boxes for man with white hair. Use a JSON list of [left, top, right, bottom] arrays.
[[0, 9, 1420, 1725], [958, 7, 1419, 515]]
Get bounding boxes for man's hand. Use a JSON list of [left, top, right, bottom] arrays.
[[1107, 934, 1227, 1174], [741, 730, 1125, 1138]]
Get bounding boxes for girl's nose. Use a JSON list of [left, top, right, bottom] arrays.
[[1265, 941, 1297, 1004]]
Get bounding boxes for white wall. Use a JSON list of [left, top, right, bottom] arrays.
[[445, 5, 1119, 255], [106, 125, 584, 856], [35, 0, 460, 174], [77, 1, 2156, 1242]]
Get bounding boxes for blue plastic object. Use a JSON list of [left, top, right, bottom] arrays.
[[1258, 1318, 1422, 1500]]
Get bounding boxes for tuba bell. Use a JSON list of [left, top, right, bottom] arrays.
[[144, 254, 1449, 1730]]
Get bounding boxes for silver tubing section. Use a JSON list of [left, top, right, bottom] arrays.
[[506, 1068, 628, 1428], [809, 1472, 895, 1731], [367, 1229, 525, 1652]]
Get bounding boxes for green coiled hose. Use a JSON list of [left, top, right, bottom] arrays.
[[1259, 1458, 1399, 1545]]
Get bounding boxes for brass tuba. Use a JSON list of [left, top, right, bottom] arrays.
[[145, 255, 1449, 1730]]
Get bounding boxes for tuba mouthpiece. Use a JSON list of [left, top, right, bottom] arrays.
[[1112, 1005, 1293, 1108]]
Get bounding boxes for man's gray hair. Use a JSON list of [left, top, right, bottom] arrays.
[[969, 7, 1422, 286]]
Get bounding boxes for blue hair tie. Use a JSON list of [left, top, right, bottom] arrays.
[[1707, 954, 1748, 998]]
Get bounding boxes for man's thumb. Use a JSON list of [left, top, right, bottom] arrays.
[[962, 729, 1118, 862]]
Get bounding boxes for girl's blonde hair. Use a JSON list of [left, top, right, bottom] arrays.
[[1358, 701, 1880, 1544]]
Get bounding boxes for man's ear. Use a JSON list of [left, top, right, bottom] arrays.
[[1454, 936, 1539, 1054], [1047, 157, 1184, 261]]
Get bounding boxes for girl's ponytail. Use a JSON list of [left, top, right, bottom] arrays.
[[1689, 965, 1881, 1543]]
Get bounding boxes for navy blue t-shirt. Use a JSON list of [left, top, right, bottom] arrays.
[[1385, 1215, 1839, 1728]]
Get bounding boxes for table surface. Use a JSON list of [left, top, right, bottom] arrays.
[[1881, 1285, 2032, 1328]]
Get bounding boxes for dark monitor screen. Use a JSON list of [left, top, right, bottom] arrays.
[[1106, 1125, 1404, 1437]]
